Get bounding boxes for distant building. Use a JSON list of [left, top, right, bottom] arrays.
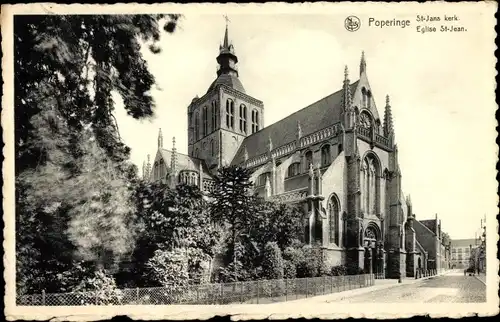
[[142, 22, 444, 279], [449, 239, 477, 269]]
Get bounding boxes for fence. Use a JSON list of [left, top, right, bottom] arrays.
[[415, 268, 438, 279], [17, 274, 374, 306]]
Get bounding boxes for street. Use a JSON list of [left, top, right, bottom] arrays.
[[332, 270, 486, 303]]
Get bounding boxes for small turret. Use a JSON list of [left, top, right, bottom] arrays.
[[383, 95, 395, 139], [360, 51, 367, 76], [158, 128, 163, 149]]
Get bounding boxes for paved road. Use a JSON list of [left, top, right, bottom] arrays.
[[335, 271, 485, 303]]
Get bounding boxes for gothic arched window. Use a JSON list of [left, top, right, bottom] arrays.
[[305, 151, 313, 171], [226, 99, 234, 130], [257, 172, 271, 187], [239, 104, 247, 134], [153, 161, 159, 181], [361, 154, 380, 215], [251, 109, 259, 133], [202, 106, 208, 137], [361, 87, 367, 109], [212, 100, 218, 130], [321, 145, 331, 167], [328, 195, 340, 246], [287, 162, 300, 178], [159, 159, 165, 180], [194, 112, 199, 140]]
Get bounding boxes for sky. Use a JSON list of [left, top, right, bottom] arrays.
[[113, 11, 497, 240]]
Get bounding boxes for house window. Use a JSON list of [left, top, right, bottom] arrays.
[[202, 106, 208, 136], [321, 145, 331, 167], [239, 104, 247, 133], [287, 162, 300, 178], [251, 109, 259, 133], [257, 172, 271, 186], [226, 99, 234, 129], [305, 151, 313, 171]]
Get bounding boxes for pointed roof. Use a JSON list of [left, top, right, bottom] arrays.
[[231, 81, 359, 165], [159, 148, 212, 178], [208, 20, 245, 94]]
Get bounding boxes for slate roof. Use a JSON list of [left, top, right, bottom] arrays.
[[159, 148, 213, 178], [207, 74, 246, 94], [232, 81, 359, 164], [420, 219, 437, 234]]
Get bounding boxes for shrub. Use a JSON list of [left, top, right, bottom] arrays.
[[296, 247, 322, 278], [146, 248, 189, 298], [282, 246, 305, 265], [319, 261, 331, 276], [331, 265, 347, 276], [261, 242, 284, 280], [73, 269, 123, 305], [283, 260, 297, 279]]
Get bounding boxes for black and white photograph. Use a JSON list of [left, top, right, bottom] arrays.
[[2, 2, 498, 320]]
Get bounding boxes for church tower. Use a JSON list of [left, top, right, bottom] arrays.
[[187, 17, 264, 173]]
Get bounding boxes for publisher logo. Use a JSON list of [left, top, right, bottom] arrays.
[[345, 16, 361, 32]]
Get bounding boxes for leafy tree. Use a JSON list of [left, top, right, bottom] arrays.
[[126, 182, 221, 287], [209, 166, 256, 281], [248, 201, 304, 251], [14, 14, 180, 294]]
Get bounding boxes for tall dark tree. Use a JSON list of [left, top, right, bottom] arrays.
[[209, 166, 256, 281], [14, 14, 180, 294]]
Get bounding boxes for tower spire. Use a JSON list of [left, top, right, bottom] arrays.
[[217, 16, 239, 78], [360, 51, 366, 76], [223, 15, 230, 48], [383, 94, 395, 137], [158, 128, 163, 148]]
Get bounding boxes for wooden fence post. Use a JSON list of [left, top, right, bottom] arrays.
[[220, 283, 224, 305], [136, 287, 139, 304], [256, 280, 260, 304], [285, 279, 288, 301], [305, 278, 308, 298], [240, 282, 244, 303], [42, 290, 46, 306]]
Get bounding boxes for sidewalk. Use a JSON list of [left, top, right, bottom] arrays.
[[274, 271, 452, 304]]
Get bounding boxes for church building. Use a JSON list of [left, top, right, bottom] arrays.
[[142, 22, 426, 279]]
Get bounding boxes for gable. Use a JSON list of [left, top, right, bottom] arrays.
[[352, 73, 381, 121], [232, 81, 359, 164]]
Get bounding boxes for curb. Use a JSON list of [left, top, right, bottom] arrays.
[[278, 272, 451, 304], [474, 275, 487, 286]]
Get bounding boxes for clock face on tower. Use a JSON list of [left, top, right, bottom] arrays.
[[359, 113, 372, 129]]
